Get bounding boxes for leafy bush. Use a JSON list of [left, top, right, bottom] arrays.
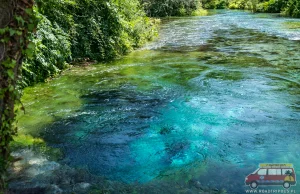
[[282, 0, 300, 17], [253, 0, 297, 16], [218, 0, 299, 18], [70, 0, 158, 60], [255, 0, 288, 12], [22, 0, 158, 86], [227, 0, 248, 9], [140, 0, 202, 17], [22, 13, 71, 86], [202, 0, 228, 9]]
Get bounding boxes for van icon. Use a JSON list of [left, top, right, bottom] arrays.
[[245, 163, 296, 189]]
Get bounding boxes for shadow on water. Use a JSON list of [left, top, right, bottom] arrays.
[[39, 86, 168, 181]]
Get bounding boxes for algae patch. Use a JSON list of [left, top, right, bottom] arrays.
[[11, 134, 63, 161], [283, 21, 300, 29], [206, 70, 244, 81]]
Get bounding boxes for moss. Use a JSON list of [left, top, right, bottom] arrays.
[[210, 28, 280, 47], [11, 134, 63, 161], [254, 12, 279, 18], [198, 52, 224, 61], [11, 134, 44, 149], [204, 54, 272, 67], [164, 64, 208, 86], [286, 81, 300, 95], [206, 71, 244, 81], [161, 70, 204, 85], [157, 160, 207, 184], [283, 21, 300, 29], [198, 44, 216, 52]]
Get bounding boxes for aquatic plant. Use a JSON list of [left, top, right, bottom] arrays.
[[159, 125, 174, 135], [283, 21, 300, 29]]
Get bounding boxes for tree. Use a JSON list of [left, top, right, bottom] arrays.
[[251, 0, 259, 12], [0, 0, 35, 190]]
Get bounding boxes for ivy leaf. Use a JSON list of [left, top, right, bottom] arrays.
[[15, 16, 25, 26], [8, 86, 14, 92], [25, 8, 33, 15], [16, 31, 22, 36], [0, 27, 7, 35], [7, 69, 15, 79], [28, 24, 35, 31], [25, 42, 35, 58], [9, 29, 16, 36], [25, 48, 34, 58], [27, 42, 35, 49], [1, 37, 9, 43], [0, 88, 6, 99], [2, 59, 16, 68]]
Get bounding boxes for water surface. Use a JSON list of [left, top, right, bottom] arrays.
[[18, 10, 300, 193]]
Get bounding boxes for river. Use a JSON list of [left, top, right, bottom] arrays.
[[14, 10, 300, 193]]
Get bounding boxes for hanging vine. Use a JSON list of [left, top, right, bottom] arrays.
[[0, 0, 37, 190]]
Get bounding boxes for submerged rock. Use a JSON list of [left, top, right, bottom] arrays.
[[159, 125, 174, 135], [72, 182, 91, 193], [45, 185, 63, 194]]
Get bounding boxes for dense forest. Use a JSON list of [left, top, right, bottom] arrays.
[[0, 0, 300, 192], [21, 0, 300, 86], [22, 0, 159, 86], [202, 0, 300, 16], [12, 0, 300, 86]]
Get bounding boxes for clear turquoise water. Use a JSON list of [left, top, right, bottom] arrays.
[[19, 10, 300, 193]]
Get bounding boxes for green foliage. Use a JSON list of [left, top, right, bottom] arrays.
[[191, 8, 209, 16], [0, 0, 37, 188], [116, 0, 160, 47], [70, 0, 156, 60], [21, 0, 299, 87], [203, 0, 300, 17], [254, 0, 288, 12], [282, 0, 300, 17], [22, 0, 158, 86], [202, 0, 229, 9], [22, 13, 71, 86], [254, 0, 299, 16], [140, 0, 202, 17]]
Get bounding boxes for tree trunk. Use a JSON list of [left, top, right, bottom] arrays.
[[0, 0, 35, 190], [0, 0, 17, 171]]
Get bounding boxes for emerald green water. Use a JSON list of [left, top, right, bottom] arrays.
[[18, 10, 300, 193]]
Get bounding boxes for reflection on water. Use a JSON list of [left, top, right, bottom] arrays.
[[17, 10, 300, 193]]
